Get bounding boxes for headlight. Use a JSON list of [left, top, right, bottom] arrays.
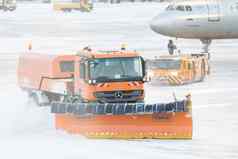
[[88, 80, 96, 84], [132, 90, 143, 96]]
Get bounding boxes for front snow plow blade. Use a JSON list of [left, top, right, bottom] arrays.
[[51, 99, 192, 139]]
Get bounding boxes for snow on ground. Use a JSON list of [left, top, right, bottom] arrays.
[[0, 2, 238, 159]]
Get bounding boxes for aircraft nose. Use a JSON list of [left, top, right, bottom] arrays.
[[150, 14, 171, 35], [149, 20, 159, 33]]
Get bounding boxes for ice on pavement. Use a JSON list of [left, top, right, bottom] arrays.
[[0, 2, 238, 159]]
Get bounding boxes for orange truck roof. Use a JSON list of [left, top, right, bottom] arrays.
[[77, 50, 140, 59], [159, 54, 208, 60], [18, 53, 76, 90], [18, 51, 140, 90]]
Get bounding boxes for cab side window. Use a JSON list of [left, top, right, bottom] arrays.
[[80, 63, 85, 79], [176, 5, 185, 11], [60, 61, 74, 73]]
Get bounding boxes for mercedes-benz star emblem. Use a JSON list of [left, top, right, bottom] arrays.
[[115, 91, 123, 98]]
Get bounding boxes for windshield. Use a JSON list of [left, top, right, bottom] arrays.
[[152, 59, 181, 70], [89, 57, 143, 83]]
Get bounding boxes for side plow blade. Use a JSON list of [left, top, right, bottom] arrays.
[[51, 100, 193, 139]]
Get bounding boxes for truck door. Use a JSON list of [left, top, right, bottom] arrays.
[[206, 0, 221, 22], [182, 61, 189, 80], [78, 62, 87, 95], [184, 61, 191, 81], [192, 61, 197, 81]]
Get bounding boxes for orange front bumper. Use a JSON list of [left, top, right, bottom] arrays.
[[55, 112, 192, 139]]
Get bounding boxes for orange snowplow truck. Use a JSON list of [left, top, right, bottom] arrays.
[[147, 54, 209, 85], [18, 50, 192, 139]]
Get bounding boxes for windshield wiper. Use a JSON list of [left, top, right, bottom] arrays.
[[94, 75, 142, 83], [121, 75, 141, 79], [95, 76, 110, 81], [120, 75, 143, 81], [121, 75, 134, 78]]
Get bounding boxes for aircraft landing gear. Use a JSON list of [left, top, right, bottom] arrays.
[[200, 39, 212, 59]]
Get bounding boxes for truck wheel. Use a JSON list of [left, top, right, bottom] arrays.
[[31, 93, 40, 106], [29, 92, 51, 106], [44, 92, 60, 103], [26, 91, 39, 106], [72, 98, 83, 103]]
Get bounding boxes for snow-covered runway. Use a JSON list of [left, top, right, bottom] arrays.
[[0, 3, 238, 159]]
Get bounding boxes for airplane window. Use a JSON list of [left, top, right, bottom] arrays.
[[185, 5, 192, 11], [166, 5, 175, 11], [176, 5, 185, 11]]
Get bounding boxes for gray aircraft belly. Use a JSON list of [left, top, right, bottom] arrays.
[[175, 13, 238, 39], [152, 0, 238, 40]]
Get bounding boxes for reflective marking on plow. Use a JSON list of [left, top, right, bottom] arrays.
[[55, 112, 193, 139]]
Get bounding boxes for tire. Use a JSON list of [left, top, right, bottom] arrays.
[[30, 92, 52, 107], [44, 92, 60, 103], [32, 93, 40, 106], [26, 91, 38, 104]]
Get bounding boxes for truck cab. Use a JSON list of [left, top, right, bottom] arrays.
[[73, 51, 146, 103]]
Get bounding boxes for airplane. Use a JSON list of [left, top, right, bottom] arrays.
[[150, 0, 238, 53]]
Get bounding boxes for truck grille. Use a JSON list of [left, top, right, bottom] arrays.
[[94, 90, 143, 103]]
